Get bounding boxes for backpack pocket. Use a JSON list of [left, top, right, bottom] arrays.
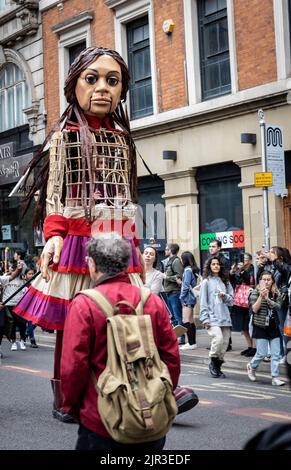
[[97, 368, 177, 444]]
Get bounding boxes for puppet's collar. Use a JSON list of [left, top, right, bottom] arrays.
[[85, 114, 112, 130]]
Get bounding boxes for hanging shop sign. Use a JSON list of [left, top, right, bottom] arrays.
[[0, 142, 14, 160], [0, 153, 33, 187], [200, 230, 245, 250], [1, 225, 12, 241], [266, 125, 288, 197]]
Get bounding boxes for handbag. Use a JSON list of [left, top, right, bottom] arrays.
[[233, 283, 252, 308]]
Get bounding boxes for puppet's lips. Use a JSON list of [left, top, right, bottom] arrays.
[[91, 98, 111, 104]]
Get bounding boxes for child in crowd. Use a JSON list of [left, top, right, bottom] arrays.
[[23, 268, 38, 348]]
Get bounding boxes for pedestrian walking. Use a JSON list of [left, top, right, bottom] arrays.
[[61, 234, 180, 450], [163, 244, 184, 342], [13, 47, 144, 422], [247, 271, 285, 386], [0, 260, 26, 352], [199, 256, 233, 378], [178, 251, 199, 351], [208, 239, 232, 351], [0, 261, 23, 358]]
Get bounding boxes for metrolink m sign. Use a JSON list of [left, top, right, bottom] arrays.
[[200, 231, 245, 251]]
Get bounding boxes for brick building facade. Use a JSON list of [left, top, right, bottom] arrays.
[[0, 0, 45, 259]]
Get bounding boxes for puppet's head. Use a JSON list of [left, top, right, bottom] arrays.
[[64, 47, 130, 117]]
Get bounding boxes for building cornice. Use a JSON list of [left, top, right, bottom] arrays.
[[131, 89, 289, 139], [235, 157, 261, 168], [39, 0, 61, 12], [52, 11, 94, 34], [159, 169, 197, 181], [0, 1, 39, 47], [104, 0, 128, 8]]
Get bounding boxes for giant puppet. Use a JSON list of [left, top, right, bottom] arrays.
[[14, 47, 198, 422], [14, 47, 143, 421]]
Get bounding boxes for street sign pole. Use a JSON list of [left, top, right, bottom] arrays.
[[258, 109, 270, 251]]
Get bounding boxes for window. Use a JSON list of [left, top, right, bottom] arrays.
[[127, 16, 153, 119], [52, 11, 93, 113], [0, 63, 29, 132], [197, 0, 231, 100], [0, 0, 8, 11], [68, 41, 86, 66]]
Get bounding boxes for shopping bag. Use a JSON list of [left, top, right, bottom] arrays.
[[233, 283, 252, 308], [283, 311, 291, 337]]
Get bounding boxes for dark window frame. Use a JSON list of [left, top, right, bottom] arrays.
[[68, 41, 87, 66], [127, 15, 153, 120], [197, 0, 231, 100]]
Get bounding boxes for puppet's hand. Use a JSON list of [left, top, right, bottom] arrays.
[[41, 236, 63, 282]]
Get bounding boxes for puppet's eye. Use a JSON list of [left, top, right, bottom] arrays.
[[107, 77, 119, 87], [85, 75, 97, 85]]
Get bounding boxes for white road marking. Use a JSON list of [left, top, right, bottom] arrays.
[[2, 365, 40, 373], [261, 412, 291, 420], [228, 393, 274, 400], [212, 382, 291, 396]]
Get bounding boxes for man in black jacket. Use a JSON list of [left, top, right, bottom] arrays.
[[209, 239, 231, 271], [164, 244, 184, 342]]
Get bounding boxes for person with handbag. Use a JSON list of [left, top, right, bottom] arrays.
[[246, 271, 285, 386], [230, 252, 256, 357], [178, 251, 199, 350]]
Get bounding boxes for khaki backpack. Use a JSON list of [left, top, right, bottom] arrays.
[[80, 286, 178, 444]]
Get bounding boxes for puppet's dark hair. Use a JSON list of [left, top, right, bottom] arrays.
[[23, 47, 137, 227]]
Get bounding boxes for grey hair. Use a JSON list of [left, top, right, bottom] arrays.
[[86, 233, 131, 275]]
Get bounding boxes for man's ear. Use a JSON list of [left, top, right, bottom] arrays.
[[91, 258, 98, 273]]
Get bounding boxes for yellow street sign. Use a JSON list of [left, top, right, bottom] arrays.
[[255, 172, 273, 187]]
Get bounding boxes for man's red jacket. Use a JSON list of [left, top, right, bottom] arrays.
[[61, 272, 180, 438]]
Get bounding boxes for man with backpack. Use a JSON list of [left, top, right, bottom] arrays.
[[164, 244, 184, 342], [60, 234, 180, 450]]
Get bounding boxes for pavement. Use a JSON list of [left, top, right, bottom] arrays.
[[33, 327, 288, 377]]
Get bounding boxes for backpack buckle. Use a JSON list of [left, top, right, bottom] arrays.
[[126, 362, 138, 389], [145, 357, 154, 379]]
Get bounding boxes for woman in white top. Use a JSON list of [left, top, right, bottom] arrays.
[[142, 246, 165, 295]]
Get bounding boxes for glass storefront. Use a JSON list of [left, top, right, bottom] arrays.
[[197, 162, 244, 267], [0, 125, 37, 270]]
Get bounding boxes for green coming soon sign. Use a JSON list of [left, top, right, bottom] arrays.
[[200, 231, 245, 250]]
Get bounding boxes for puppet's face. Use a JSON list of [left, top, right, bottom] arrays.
[[75, 55, 122, 117]]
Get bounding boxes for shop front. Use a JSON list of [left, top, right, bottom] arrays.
[[0, 126, 36, 267], [196, 162, 244, 267]]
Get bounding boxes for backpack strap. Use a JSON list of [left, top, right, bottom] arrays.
[[135, 287, 151, 315], [80, 289, 114, 318], [79, 286, 151, 317]]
